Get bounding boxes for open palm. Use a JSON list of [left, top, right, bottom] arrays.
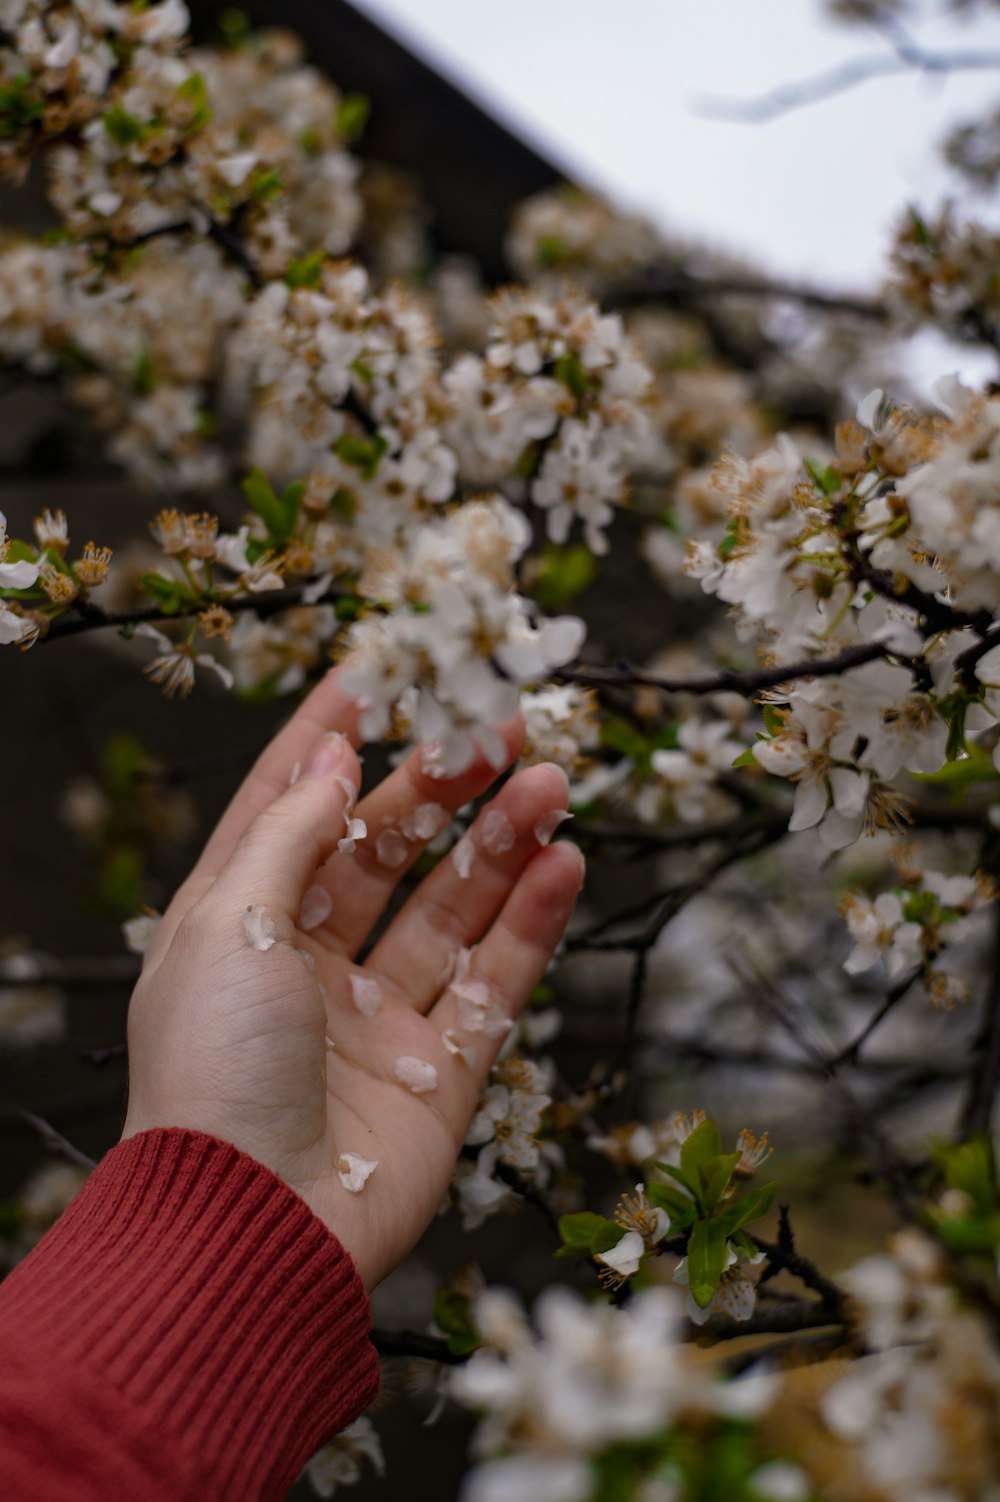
[[122, 663, 583, 1288]]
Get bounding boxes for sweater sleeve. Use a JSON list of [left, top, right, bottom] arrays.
[[0, 1128, 381, 1502]]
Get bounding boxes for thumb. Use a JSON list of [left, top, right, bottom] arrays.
[[210, 731, 363, 924]]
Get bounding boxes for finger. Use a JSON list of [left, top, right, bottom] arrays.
[[429, 840, 585, 1087], [142, 664, 363, 974], [195, 662, 363, 880], [304, 715, 525, 958], [207, 731, 363, 925], [362, 763, 572, 1011]]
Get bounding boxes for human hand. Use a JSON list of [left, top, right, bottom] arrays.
[[121, 664, 584, 1289]]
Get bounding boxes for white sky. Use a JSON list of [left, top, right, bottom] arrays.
[[352, 0, 1000, 294]]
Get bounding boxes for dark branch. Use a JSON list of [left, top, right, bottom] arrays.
[[35, 579, 357, 644], [827, 969, 922, 1070], [959, 900, 1000, 1139], [607, 269, 885, 322], [694, 46, 1000, 124], [371, 1328, 466, 1365], [755, 1206, 845, 1313], [556, 639, 891, 701], [15, 1111, 96, 1172]]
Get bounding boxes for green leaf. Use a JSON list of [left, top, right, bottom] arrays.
[[103, 105, 151, 148], [934, 1136, 998, 1216], [686, 1218, 728, 1309], [218, 7, 251, 45], [910, 746, 999, 797], [730, 746, 757, 769], [284, 249, 326, 289], [99, 841, 145, 916], [431, 1287, 480, 1356], [0, 73, 44, 138], [655, 1161, 696, 1194], [901, 889, 937, 925], [332, 432, 388, 481], [101, 732, 148, 797], [132, 347, 155, 395], [698, 1151, 741, 1211], [535, 234, 567, 268], [590, 1220, 627, 1255], [335, 92, 370, 142], [761, 703, 785, 737], [176, 73, 213, 135], [805, 458, 841, 496], [530, 543, 597, 610], [248, 167, 283, 203], [553, 352, 590, 400], [647, 1181, 697, 1229], [680, 1120, 723, 1185], [557, 1210, 607, 1251], [139, 572, 193, 613], [718, 1182, 778, 1236], [241, 467, 294, 541]]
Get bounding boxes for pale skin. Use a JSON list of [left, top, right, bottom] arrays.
[[121, 662, 584, 1290]]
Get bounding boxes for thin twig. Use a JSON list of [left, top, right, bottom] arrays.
[[694, 46, 1000, 124], [371, 1328, 466, 1365], [34, 578, 356, 643], [754, 1206, 845, 1313], [16, 1111, 96, 1171], [959, 900, 1000, 1139], [607, 270, 885, 321], [827, 970, 922, 1070], [556, 639, 891, 701]]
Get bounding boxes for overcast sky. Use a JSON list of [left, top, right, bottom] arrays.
[[352, 0, 1000, 296]]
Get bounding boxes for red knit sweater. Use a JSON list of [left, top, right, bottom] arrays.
[[0, 1129, 381, 1501]]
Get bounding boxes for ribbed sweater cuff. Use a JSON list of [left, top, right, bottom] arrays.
[[2, 1128, 380, 1500]]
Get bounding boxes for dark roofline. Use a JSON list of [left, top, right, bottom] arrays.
[[189, 0, 564, 280]]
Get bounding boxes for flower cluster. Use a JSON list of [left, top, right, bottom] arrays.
[[454, 1054, 557, 1230], [340, 495, 585, 774], [684, 382, 1000, 850], [444, 285, 652, 553], [506, 186, 664, 291], [841, 861, 994, 1004], [449, 1285, 787, 1502]]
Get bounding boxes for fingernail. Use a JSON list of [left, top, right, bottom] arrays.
[[537, 762, 570, 793], [302, 732, 347, 779]]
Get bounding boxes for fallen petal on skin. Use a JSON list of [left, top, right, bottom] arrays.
[[324, 1035, 336, 1050], [534, 809, 573, 846], [443, 1029, 478, 1067], [338, 816, 367, 854], [453, 835, 476, 878], [243, 904, 277, 951], [349, 973, 383, 1017], [122, 909, 161, 956], [295, 947, 316, 971], [394, 1055, 439, 1093], [401, 803, 449, 840], [300, 883, 332, 931], [376, 828, 410, 868], [337, 1153, 378, 1192], [335, 774, 359, 810], [481, 809, 515, 854]]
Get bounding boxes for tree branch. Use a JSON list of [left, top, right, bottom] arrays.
[[959, 900, 1000, 1139], [827, 969, 922, 1070], [693, 45, 1000, 124], [33, 578, 357, 644], [15, 1111, 96, 1172], [556, 639, 891, 700], [370, 1328, 466, 1365], [607, 269, 885, 322]]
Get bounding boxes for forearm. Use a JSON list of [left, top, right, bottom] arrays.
[[0, 1130, 379, 1502]]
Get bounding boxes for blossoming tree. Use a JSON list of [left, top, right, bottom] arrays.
[[3, 1, 1000, 1498]]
